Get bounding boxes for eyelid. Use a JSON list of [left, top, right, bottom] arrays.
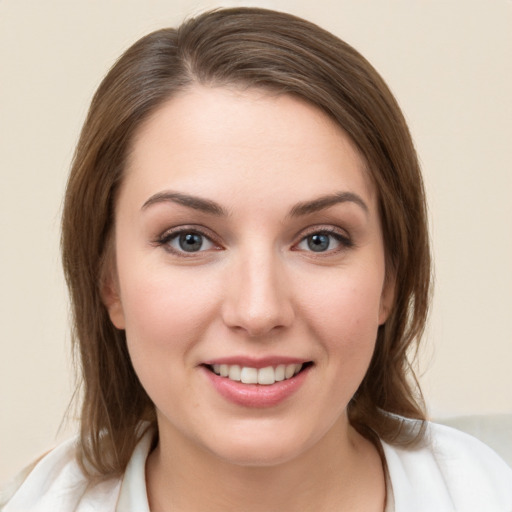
[[292, 225, 354, 253], [153, 224, 352, 256], [155, 225, 223, 255], [295, 224, 351, 241]]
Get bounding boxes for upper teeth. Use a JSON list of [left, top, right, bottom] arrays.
[[212, 363, 303, 385]]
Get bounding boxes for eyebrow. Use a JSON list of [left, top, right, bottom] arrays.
[[289, 192, 369, 217], [141, 190, 369, 217], [141, 191, 227, 216]]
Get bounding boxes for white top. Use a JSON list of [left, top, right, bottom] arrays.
[[2, 422, 511, 511]]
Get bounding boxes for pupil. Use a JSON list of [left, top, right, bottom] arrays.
[[308, 234, 329, 252], [179, 233, 203, 252]]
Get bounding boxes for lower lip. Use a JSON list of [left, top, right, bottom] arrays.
[[202, 366, 311, 408]]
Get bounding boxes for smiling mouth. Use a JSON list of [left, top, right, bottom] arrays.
[[204, 362, 313, 385]]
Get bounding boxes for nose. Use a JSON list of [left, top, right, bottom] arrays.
[[221, 247, 295, 338]]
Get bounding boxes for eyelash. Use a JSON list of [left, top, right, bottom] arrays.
[[154, 225, 353, 257], [155, 226, 221, 257], [294, 227, 354, 255]]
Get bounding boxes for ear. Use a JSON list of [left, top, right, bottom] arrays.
[[378, 271, 396, 325], [100, 273, 126, 330]]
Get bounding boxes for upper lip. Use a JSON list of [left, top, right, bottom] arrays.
[[202, 356, 311, 369]]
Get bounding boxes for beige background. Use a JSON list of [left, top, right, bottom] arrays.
[[1, 0, 511, 481]]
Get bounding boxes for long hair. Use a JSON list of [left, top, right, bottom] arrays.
[[61, 7, 431, 476]]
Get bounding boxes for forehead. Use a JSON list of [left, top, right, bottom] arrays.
[[123, 85, 377, 210]]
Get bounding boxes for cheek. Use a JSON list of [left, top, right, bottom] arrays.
[[118, 266, 223, 413], [300, 267, 384, 356], [117, 261, 223, 359]]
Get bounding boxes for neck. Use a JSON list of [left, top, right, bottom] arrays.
[[145, 416, 386, 512]]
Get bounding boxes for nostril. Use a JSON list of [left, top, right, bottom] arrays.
[[223, 309, 295, 338], [220, 265, 295, 336]]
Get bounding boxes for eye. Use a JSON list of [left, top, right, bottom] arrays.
[[295, 230, 352, 253], [160, 230, 217, 254]]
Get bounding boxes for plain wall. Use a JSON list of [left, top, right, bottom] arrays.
[[1, 0, 511, 481]]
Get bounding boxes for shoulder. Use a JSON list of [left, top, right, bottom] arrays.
[[0, 437, 121, 512], [382, 421, 512, 511]]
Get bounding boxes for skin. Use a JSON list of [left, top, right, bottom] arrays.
[[104, 86, 393, 511]]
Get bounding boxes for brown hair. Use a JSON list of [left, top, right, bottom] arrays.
[[62, 7, 430, 477]]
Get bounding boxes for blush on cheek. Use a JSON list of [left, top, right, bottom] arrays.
[[313, 290, 381, 365], [122, 271, 221, 363]]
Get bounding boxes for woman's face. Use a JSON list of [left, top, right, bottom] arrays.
[[105, 86, 393, 466]]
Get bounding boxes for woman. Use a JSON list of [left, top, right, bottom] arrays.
[[2, 7, 511, 511]]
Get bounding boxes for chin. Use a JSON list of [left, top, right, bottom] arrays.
[[203, 425, 318, 468], [214, 444, 303, 468]]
